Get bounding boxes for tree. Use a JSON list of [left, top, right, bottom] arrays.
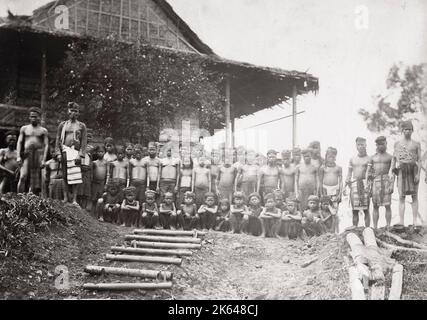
[[359, 63, 427, 140], [48, 37, 225, 144]]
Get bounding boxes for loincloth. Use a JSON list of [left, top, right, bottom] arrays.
[[372, 174, 392, 206], [91, 180, 105, 201], [195, 185, 209, 205], [130, 179, 146, 203], [63, 147, 82, 185], [297, 185, 317, 210], [397, 162, 418, 196], [322, 184, 340, 203], [218, 185, 233, 201], [23, 148, 43, 191], [240, 181, 257, 197], [350, 179, 370, 210]]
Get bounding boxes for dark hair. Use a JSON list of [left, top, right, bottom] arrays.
[[219, 198, 230, 211]]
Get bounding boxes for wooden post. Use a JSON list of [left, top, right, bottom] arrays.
[[133, 229, 206, 237], [105, 253, 182, 265], [84, 265, 173, 280], [111, 246, 193, 256], [225, 75, 231, 149], [83, 282, 172, 291], [40, 46, 47, 127], [131, 241, 201, 250], [125, 234, 201, 244], [231, 116, 235, 150], [389, 264, 403, 300], [292, 84, 297, 149], [349, 266, 366, 300]]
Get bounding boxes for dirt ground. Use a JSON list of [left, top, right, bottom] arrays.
[[0, 202, 425, 300]]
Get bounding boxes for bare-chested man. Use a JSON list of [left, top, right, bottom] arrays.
[[295, 149, 318, 211], [392, 121, 422, 226], [210, 149, 221, 195], [129, 145, 147, 203], [55, 102, 87, 205], [192, 157, 211, 206], [367, 136, 394, 229], [159, 147, 180, 202], [0, 131, 18, 193], [257, 150, 281, 203], [308, 141, 324, 170], [279, 150, 296, 199], [17, 107, 49, 195], [107, 146, 129, 201], [319, 147, 342, 233], [236, 149, 258, 198], [346, 137, 371, 227], [216, 150, 237, 203], [144, 142, 161, 200], [292, 147, 302, 165]]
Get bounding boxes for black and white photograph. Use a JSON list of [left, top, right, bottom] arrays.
[[0, 0, 426, 303]]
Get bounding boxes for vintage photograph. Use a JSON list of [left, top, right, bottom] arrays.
[[0, 0, 426, 302]]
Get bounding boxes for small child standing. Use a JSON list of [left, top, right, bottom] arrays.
[[103, 137, 117, 163], [107, 146, 129, 201], [279, 197, 302, 239], [259, 193, 282, 237], [77, 144, 94, 211], [178, 157, 193, 207], [159, 191, 177, 229], [302, 195, 326, 237], [197, 192, 218, 230], [242, 192, 262, 236], [45, 148, 64, 200], [320, 195, 338, 233], [141, 190, 159, 229], [91, 146, 107, 217], [120, 186, 140, 227], [177, 191, 199, 230], [230, 191, 249, 234], [215, 198, 231, 232]]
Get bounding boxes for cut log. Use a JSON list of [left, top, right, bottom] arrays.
[[384, 231, 427, 250], [346, 233, 368, 264], [83, 282, 172, 291], [111, 246, 192, 257], [363, 228, 378, 247], [356, 263, 371, 288], [376, 239, 427, 254], [105, 254, 182, 265], [84, 265, 172, 280], [389, 264, 404, 300], [348, 266, 366, 300], [125, 234, 201, 244], [131, 241, 202, 250], [134, 229, 206, 237]]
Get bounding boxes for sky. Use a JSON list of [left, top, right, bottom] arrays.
[[1, 0, 426, 223]]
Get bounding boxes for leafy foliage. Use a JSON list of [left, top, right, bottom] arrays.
[[359, 63, 427, 135], [0, 193, 67, 255], [48, 38, 225, 143]]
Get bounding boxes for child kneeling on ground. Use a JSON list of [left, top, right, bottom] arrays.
[[120, 186, 140, 227], [198, 192, 218, 231]]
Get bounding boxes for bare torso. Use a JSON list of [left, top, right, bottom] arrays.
[[350, 155, 370, 180], [93, 160, 107, 182], [62, 121, 84, 148], [297, 163, 317, 188], [371, 152, 392, 175], [241, 164, 258, 183], [130, 158, 147, 181], [218, 166, 236, 188], [145, 157, 160, 182], [322, 165, 342, 186], [161, 157, 179, 181], [111, 160, 128, 180], [0, 148, 18, 171], [193, 166, 210, 188], [180, 168, 192, 188], [22, 125, 47, 152], [280, 164, 295, 191], [259, 165, 280, 188]]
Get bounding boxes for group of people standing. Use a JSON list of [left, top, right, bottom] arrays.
[[0, 101, 425, 237]]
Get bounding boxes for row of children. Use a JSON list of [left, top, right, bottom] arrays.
[[97, 178, 336, 239]]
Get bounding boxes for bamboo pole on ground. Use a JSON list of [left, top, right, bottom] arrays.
[[84, 265, 172, 280], [384, 231, 427, 250], [105, 254, 182, 265], [83, 282, 172, 291], [131, 241, 202, 250], [376, 239, 427, 254], [125, 234, 201, 244], [111, 246, 192, 256], [362, 228, 385, 281], [133, 229, 207, 237], [389, 264, 404, 300], [348, 266, 366, 300]]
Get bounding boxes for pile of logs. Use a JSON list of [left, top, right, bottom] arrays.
[[83, 229, 207, 292], [346, 227, 427, 300]]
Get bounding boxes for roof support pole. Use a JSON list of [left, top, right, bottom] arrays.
[[292, 84, 297, 149], [231, 115, 235, 150], [40, 45, 47, 127], [225, 75, 231, 149]]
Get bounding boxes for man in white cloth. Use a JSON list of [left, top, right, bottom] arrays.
[[55, 102, 87, 205]]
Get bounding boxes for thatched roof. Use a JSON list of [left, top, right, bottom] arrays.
[[32, 0, 214, 55], [0, 23, 318, 120]]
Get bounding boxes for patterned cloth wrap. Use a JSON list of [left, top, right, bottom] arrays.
[[397, 162, 418, 196], [371, 174, 392, 206], [350, 179, 370, 210]]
